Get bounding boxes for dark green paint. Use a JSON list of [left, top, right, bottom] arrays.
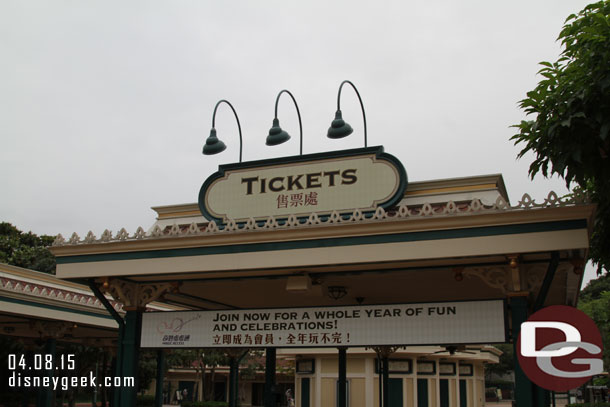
[[37, 338, 56, 407], [440, 379, 449, 407], [155, 350, 165, 407], [382, 356, 390, 407], [512, 296, 534, 407], [459, 380, 467, 407], [119, 310, 142, 407], [388, 378, 403, 407], [338, 348, 347, 407], [533, 251, 560, 312], [417, 379, 428, 407], [300, 378, 310, 407], [264, 348, 276, 407]]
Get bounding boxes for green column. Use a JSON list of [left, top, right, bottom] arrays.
[[110, 324, 124, 407], [264, 348, 276, 407], [511, 295, 534, 407], [382, 355, 389, 407], [229, 356, 239, 407], [338, 348, 347, 407], [155, 349, 165, 407], [37, 338, 56, 407], [119, 310, 142, 407]]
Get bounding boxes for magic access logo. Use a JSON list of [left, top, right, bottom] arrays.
[[517, 305, 604, 391]]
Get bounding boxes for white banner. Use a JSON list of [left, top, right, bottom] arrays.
[[141, 300, 506, 348]]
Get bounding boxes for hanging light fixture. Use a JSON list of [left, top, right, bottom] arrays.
[[203, 99, 243, 162], [327, 80, 368, 147], [266, 89, 304, 155]]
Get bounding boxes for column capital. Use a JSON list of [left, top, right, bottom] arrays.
[[99, 278, 178, 311], [368, 345, 402, 358]]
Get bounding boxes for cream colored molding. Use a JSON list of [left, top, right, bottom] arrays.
[[0, 275, 122, 313], [51, 191, 593, 250], [463, 267, 510, 294], [101, 279, 177, 311]]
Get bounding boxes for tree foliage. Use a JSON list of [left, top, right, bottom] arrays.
[[512, 1, 610, 274], [578, 274, 610, 374], [0, 222, 56, 274], [579, 271, 610, 302]]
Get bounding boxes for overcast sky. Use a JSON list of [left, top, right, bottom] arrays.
[[0, 1, 599, 284]]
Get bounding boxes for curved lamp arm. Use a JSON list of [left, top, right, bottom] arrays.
[[270, 89, 303, 155], [336, 80, 368, 148], [265, 89, 303, 155], [210, 99, 243, 163]]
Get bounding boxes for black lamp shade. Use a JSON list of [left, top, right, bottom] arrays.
[[203, 128, 227, 155], [327, 110, 353, 139], [266, 118, 291, 146]]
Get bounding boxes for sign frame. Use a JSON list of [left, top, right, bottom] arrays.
[[141, 299, 508, 349], [198, 146, 408, 224]]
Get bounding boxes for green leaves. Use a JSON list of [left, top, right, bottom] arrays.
[[512, 0, 610, 274], [0, 222, 56, 274], [578, 275, 610, 373]]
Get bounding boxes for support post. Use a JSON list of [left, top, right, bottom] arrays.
[[382, 355, 389, 407], [533, 251, 559, 312], [92, 360, 98, 407], [227, 350, 249, 407], [119, 310, 142, 407], [378, 358, 382, 407], [155, 349, 165, 407], [371, 346, 398, 407], [264, 348, 276, 407], [101, 350, 108, 407], [38, 338, 56, 407], [229, 356, 239, 407], [88, 280, 125, 407], [338, 348, 347, 407], [511, 294, 534, 407], [90, 278, 175, 407]]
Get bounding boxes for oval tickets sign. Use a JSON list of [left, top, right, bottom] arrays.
[[198, 146, 407, 223]]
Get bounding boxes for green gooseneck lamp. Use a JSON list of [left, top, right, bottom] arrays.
[[203, 99, 243, 162], [265, 89, 303, 155], [327, 80, 367, 147]]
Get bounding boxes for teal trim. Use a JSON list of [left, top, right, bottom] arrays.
[[56, 219, 586, 265], [0, 295, 116, 321]]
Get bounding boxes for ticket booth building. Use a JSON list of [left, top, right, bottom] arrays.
[[50, 148, 595, 407]]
